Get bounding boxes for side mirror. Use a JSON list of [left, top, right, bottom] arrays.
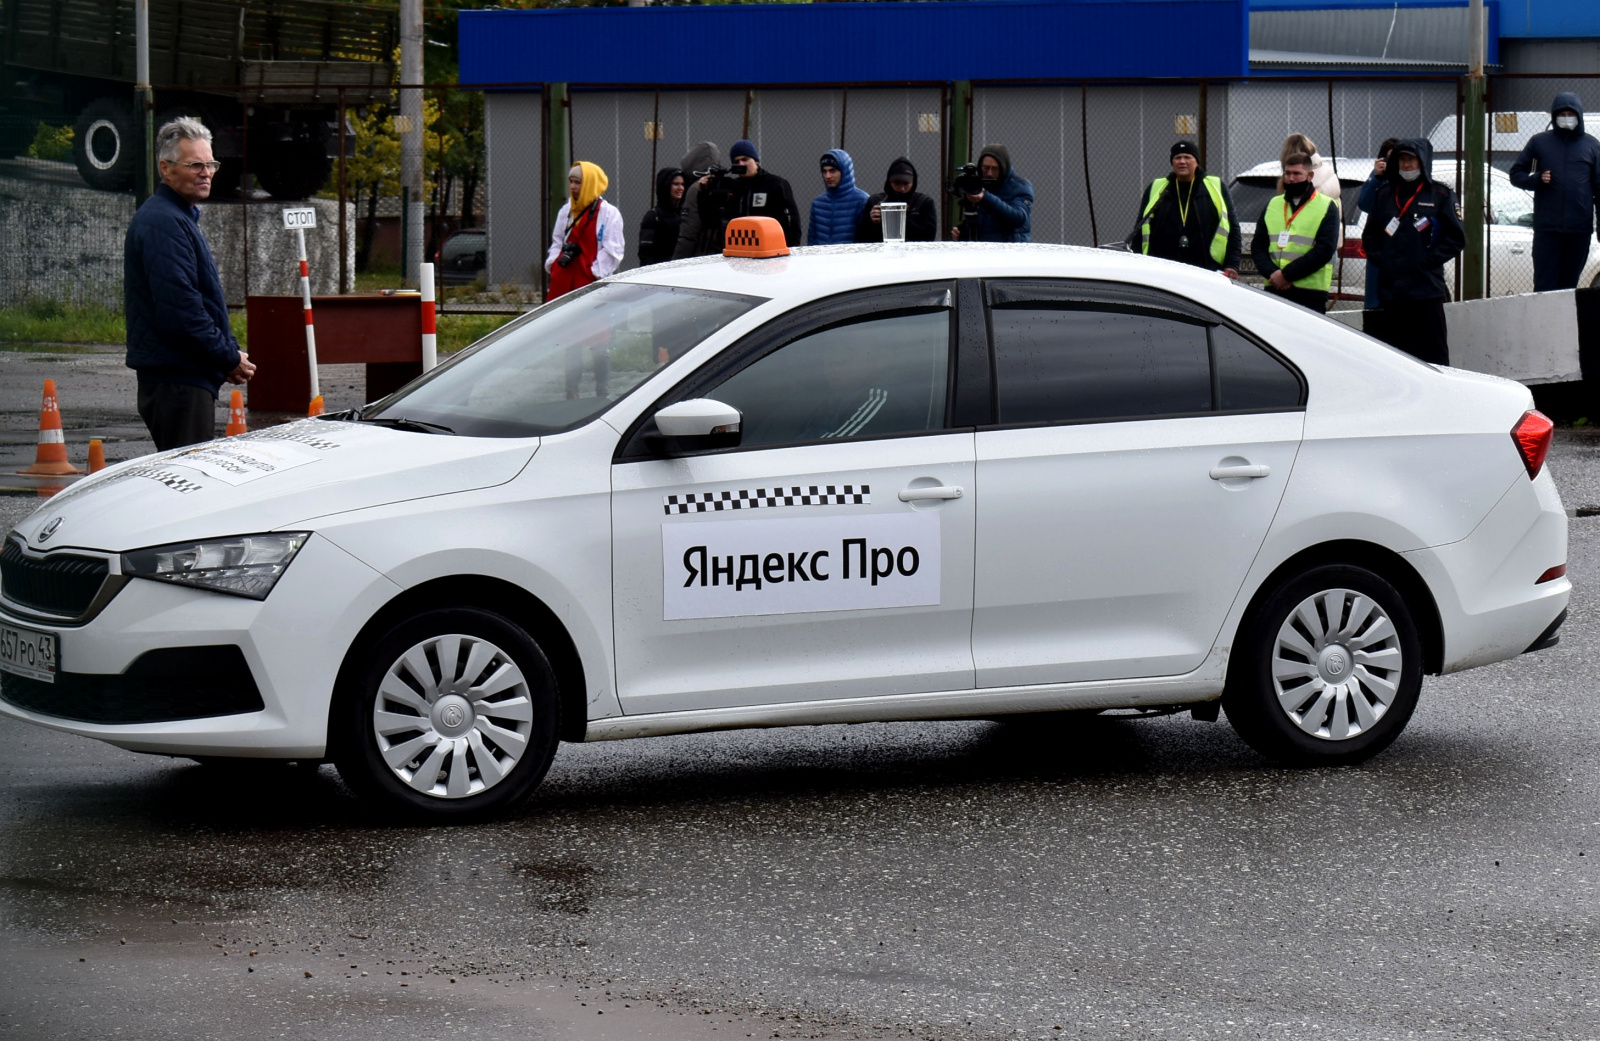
[[650, 398, 742, 452]]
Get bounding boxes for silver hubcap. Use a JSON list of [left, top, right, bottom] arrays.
[[1271, 588, 1403, 742], [372, 633, 534, 799]]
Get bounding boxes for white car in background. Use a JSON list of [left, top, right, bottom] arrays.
[[1230, 159, 1600, 301], [0, 230, 1570, 820]]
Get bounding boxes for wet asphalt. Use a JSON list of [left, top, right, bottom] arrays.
[[1, 347, 1598, 1040]]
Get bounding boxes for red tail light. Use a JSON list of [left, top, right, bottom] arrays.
[[1537, 564, 1566, 584], [1338, 240, 1366, 259], [1511, 409, 1554, 479]]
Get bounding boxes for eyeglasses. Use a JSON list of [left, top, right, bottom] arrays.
[[164, 160, 222, 173]]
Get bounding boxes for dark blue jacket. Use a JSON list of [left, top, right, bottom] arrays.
[[1509, 93, 1600, 235], [807, 149, 869, 246], [963, 145, 1033, 243], [1360, 138, 1466, 303], [124, 184, 241, 395]]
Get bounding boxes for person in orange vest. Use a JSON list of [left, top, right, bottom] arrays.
[[545, 161, 625, 399]]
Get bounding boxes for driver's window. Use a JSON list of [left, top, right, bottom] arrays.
[[706, 310, 951, 450]]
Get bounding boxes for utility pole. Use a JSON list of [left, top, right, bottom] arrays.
[[400, 0, 424, 287], [1462, 0, 1487, 300], [135, 0, 154, 202]]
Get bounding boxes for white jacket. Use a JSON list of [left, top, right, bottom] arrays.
[[1309, 153, 1342, 202], [544, 198, 626, 278]]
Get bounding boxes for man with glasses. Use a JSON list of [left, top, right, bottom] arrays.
[[124, 116, 255, 451]]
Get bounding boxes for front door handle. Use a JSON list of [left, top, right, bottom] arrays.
[[899, 485, 965, 501], [1210, 464, 1270, 481]]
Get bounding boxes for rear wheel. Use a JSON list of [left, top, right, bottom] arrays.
[[333, 608, 560, 821], [72, 96, 139, 191], [1224, 564, 1422, 765]]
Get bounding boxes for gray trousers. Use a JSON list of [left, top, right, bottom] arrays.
[[137, 381, 216, 452]]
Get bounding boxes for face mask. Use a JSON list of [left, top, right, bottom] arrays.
[[1284, 181, 1312, 203], [1557, 115, 1580, 131], [1399, 167, 1421, 183]]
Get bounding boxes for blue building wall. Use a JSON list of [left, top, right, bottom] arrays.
[[458, 0, 1250, 87]]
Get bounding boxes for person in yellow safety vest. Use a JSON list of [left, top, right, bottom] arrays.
[[1250, 151, 1343, 314], [1128, 140, 1241, 277]]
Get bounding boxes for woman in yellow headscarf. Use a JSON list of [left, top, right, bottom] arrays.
[[545, 160, 625, 301]]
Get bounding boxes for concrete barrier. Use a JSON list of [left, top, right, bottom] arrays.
[[0, 162, 352, 309], [1326, 292, 1582, 384]]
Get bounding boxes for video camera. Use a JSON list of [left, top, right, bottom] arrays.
[[950, 163, 984, 197], [692, 165, 743, 182]]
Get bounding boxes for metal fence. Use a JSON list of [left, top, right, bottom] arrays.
[[3, 73, 1598, 313]]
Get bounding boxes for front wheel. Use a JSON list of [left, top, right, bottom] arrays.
[[333, 608, 560, 821], [1224, 565, 1423, 765]]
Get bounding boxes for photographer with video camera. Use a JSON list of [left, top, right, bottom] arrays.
[[545, 161, 624, 300], [950, 144, 1032, 242], [672, 141, 727, 259], [697, 139, 803, 253]]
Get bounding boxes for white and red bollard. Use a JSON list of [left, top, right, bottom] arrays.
[[283, 207, 323, 416], [420, 262, 438, 371]]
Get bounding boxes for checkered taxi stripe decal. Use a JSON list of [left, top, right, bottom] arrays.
[[664, 485, 870, 515]]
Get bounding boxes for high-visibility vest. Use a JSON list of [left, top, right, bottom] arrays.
[[1139, 175, 1230, 267], [1262, 190, 1336, 292]]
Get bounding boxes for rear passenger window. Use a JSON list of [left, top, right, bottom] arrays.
[[1213, 326, 1302, 410], [990, 307, 1211, 424]]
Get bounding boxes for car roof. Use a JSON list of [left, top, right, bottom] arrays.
[[1232, 157, 1517, 188], [612, 242, 1236, 309]]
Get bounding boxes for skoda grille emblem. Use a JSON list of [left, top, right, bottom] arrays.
[[37, 517, 62, 543]]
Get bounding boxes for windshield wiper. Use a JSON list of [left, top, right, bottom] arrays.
[[317, 408, 360, 422], [358, 415, 456, 435]]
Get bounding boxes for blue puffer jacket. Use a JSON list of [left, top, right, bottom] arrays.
[[1509, 92, 1600, 235], [807, 149, 869, 246], [123, 184, 241, 396]]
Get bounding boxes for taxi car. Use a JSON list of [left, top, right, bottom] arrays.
[[0, 219, 1570, 820]]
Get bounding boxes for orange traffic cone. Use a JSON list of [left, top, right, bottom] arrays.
[[87, 439, 106, 472], [19, 379, 83, 475], [226, 390, 248, 435], [307, 395, 325, 418]]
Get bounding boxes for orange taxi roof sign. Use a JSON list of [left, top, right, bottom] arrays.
[[723, 216, 790, 259]]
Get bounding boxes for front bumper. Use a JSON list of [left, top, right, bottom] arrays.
[[0, 534, 400, 758]]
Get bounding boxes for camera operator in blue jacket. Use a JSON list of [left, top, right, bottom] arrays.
[[952, 144, 1032, 243]]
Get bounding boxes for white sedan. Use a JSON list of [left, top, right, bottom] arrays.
[[0, 229, 1570, 820]]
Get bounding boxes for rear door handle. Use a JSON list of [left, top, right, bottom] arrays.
[[899, 485, 964, 501], [1209, 464, 1270, 480]]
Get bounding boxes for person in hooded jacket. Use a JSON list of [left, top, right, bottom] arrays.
[[696, 139, 803, 252], [807, 149, 869, 246], [637, 167, 684, 267], [1510, 93, 1600, 292], [545, 160, 625, 398], [1360, 138, 1465, 365], [856, 157, 939, 243], [672, 141, 726, 260], [953, 144, 1032, 243]]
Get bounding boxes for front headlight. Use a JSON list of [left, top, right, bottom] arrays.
[[122, 532, 310, 600]]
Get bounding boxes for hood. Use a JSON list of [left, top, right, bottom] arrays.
[[679, 141, 723, 178], [654, 166, 683, 211], [10, 420, 536, 553], [820, 148, 858, 196], [1388, 137, 1436, 186], [569, 160, 608, 213], [1551, 92, 1586, 134], [977, 143, 1012, 184], [882, 156, 919, 197]]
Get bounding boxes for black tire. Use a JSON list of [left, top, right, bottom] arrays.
[[72, 96, 139, 191], [253, 123, 333, 200], [332, 607, 561, 822], [1223, 564, 1423, 766]]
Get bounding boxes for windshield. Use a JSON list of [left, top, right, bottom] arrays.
[[363, 282, 764, 437], [1229, 176, 1365, 224], [1491, 177, 1535, 227]]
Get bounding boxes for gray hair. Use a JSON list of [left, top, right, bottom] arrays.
[[156, 116, 212, 162]]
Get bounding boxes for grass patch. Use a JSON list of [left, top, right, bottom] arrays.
[[438, 313, 515, 352], [0, 301, 125, 344]]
